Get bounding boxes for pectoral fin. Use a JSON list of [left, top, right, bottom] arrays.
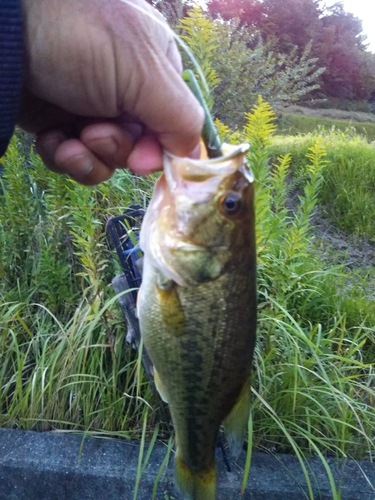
[[223, 381, 251, 457]]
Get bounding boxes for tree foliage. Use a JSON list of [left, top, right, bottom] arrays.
[[147, 0, 375, 107], [180, 8, 324, 126], [207, 0, 263, 28], [145, 0, 188, 26], [257, 0, 322, 55], [207, 0, 375, 102], [314, 3, 374, 99]]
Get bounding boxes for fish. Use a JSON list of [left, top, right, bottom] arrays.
[[137, 142, 257, 500]]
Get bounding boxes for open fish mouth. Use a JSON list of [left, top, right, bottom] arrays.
[[165, 142, 250, 167], [164, 143, 254, 185]]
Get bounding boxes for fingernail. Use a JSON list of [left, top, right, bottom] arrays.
[[62, 156, 93, 179]]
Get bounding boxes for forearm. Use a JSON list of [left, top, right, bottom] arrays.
[[0, 0, 24, 156]]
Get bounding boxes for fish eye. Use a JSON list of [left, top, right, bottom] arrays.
[[220, 191, 242, 216]]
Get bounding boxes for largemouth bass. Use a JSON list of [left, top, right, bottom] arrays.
[[138, 143, 257, 500]]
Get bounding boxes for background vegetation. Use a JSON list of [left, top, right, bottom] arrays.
[[2, 100, 375, 497], [270, 128, 375, 240], [277, 110, 375, 139], [180, 7, 325, 127], [151, 0, 375, 111]]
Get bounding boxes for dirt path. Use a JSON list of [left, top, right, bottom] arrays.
[[313, 210, 375, 270], [287, 180, 375, 280], [311, 209, 375, 302]]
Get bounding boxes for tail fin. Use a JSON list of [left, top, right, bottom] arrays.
[[174, 453, 216, 500]]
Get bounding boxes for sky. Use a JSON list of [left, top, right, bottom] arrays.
[[325, 0, 375, 52]]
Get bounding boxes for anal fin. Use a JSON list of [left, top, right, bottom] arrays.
[[223, 381, 251, 457]]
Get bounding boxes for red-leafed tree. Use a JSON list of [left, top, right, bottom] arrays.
[[207, 0, 264, 28]]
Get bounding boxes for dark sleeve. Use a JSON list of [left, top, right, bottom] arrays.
[[0, 0, 24, 157]]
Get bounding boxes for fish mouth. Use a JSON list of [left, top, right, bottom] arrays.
[[165, 142, 250, 165], [163, 143, 254, 184]]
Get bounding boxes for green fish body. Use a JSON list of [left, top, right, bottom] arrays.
[[138, 144, 257, 500]]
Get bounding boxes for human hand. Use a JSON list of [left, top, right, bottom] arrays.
[[20, 0, 204, 185]]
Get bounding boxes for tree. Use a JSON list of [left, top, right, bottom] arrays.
[[207, 0, 263, 28], [207, 0, 375, 103], [208, 0, 322, 54], [212, 30, 324, 126], [258, 0, 322, 55], [314, 3, 374, 99], [145, 0, 188, 26]]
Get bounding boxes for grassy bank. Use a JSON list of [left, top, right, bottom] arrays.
[[1, 100, 374, 497], [0, 144, 158, 435], [270, 129, 375, 241], [278, 113, 375, 140]]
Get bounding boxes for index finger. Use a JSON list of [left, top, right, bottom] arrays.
[[132, 58, 204, 157]]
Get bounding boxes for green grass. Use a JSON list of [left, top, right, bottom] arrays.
[[1, 101, 375, 498], [269, 129, 375, 241], [0, 139, 159, 436], [278, 113, 375, 140]]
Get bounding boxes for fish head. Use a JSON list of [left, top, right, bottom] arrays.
[[140, 143, 254, 286]]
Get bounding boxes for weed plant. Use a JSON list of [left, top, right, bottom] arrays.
[[0, 141, 158, 435], [0, 100, 374, 498], [241, 101, 375, 475], [270, 128, 375, 241]]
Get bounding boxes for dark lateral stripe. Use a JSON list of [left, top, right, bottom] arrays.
[[0, 0, 24, 155]]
